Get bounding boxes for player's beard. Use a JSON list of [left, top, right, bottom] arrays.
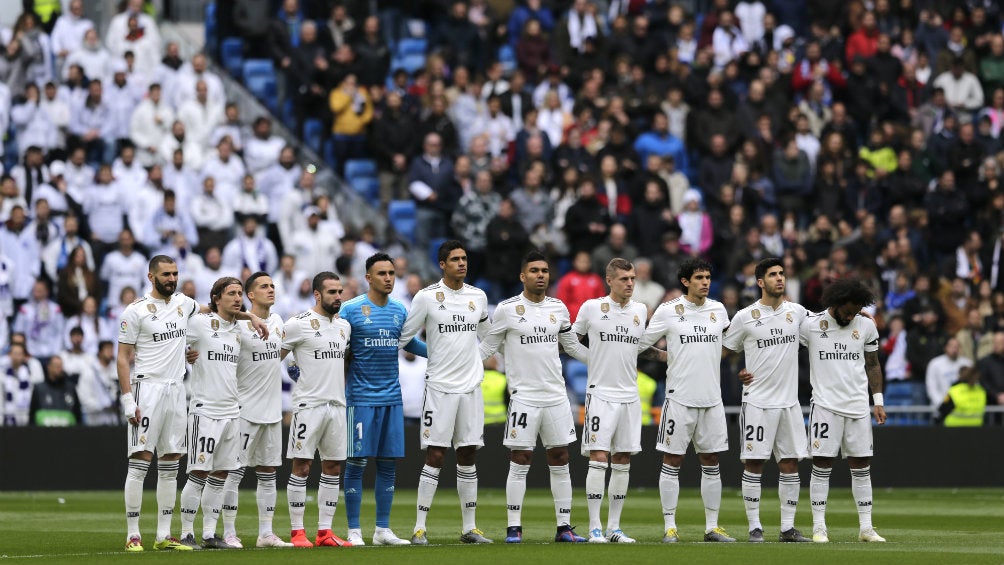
[[154, 278, 176, 297], [321, 299, 341, 316]]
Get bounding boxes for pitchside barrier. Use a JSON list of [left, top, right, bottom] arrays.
[[2, 408, 1002, 491]]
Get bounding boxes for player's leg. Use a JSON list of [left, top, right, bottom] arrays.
[[605, 399, 640, 543], [656, 398, 692, 543], [695, 404, 733, 542], [808, 405, 844, 543], [199, 418, 239, 548], [155, 384, 189, 547], [222, 419, 254, 545], [541, 402, 582, 543], [315, 404, 349, 547], [286, 408, 318, 547], [739, 404, 769, 542], [506, 449, 532, 543], [124, 451, 152, 550], [582, 394, 610, 541], [845, 414, 883, 542], [372, 405, 408, 545], [178, 413, 211, 549], [455, 387, 489, 543], [344, 405, 372, 545], [776, 405, 810, 542], [413, 389, 458, 543], [253, 420, 290, 547]]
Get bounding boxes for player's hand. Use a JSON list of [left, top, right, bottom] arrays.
[[251, 315, 269, 340], [738, 368, 754, 385], [873, 405, 886, 425], [186, 348, 199, 364], [121, 392, 140, 425], [287, 364, 301, 382]]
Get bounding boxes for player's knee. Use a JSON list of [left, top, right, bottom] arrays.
[[455, 446, 477, 466], [425, 448, 446, 468], [321, 460, 341, 475], [545, 448, 569, 466], [663, 453, 683, 467], [745, 459, 766, 474], [189, 469, 210, 480], [776, 459, 797, 474], [589, 451, 610, 464], [291, 459, 312, 477], [698, 453, 719, 466], [510, 450, 533, 465], [847, 456, 870, 469], [160, 452, 183, 462], [131, 451, 154, 463], [611, 452, 630, 465]]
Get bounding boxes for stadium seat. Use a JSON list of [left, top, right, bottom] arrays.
[[323, 138, 338, 169], [242, 59, 278, 113], [303, 118, 324, 153], [388, 199, 417, 242], [205, 2, 218, 57], [398, 53, 426, 75], [885, 381, 924, 425], [344, 159, 377, 180], [498, 45, 516, 74], [350, 176, 380, 206], [397, 37, 427, 57], [220, 37, 244, 79], [565, 360, 589, 404], [428, 237, 448, 269], [281, 98, 297, 130]]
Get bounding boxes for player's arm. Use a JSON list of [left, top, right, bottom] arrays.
[[476, 298, 491, 340], [864, 349, 886, 425], [403, 337, 428, 357], [116, 342, 140, 425], [638, 305, 669, 350], [478, 314, 507, 360], [399, 293, 428, 349], [559, 324, 589, 363], [192, 303, 268, 339], [638, 347, 667, 362]]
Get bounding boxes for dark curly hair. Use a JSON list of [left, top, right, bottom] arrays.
[[677, 258, 713, 291], [820, 278, 875, 309]]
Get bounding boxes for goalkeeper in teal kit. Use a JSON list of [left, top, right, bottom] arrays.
[[340, 253, 427, 546]]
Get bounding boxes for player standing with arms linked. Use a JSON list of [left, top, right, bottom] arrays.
[[638, 258, 736, 543], [800, 278, 887, 543], [573, 258, 649, 544], [478, 250, 590, 543], [281, 272, 353, 548], [340, 252, 427, 546], [722, 258, 811, 542], [399, 240, 493, 545], [118, 256, 266, 552], [177, 277, 245, 549], [219, 272, 294, 548]]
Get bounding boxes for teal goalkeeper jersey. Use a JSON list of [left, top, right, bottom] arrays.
[[341, 294, 411, 406]]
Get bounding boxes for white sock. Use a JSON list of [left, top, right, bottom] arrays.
[[659, 464, 680, 530], [457, 465, 479, 532], [851, 467, 873, 531], [125, 459, 150, 538], [741, 470, 762, 531], [701, 465, 722, 532], [778, 473, 800, 531], [179, 474, 205, 537], [506, 462, 530, 527], [585, 461, 607, 531], [607, 463, 630, 532], [202, 476, 225, 540], [318, 473, 340, 531], [415, 465, 440, 532], [810, 465, 831, 530], [156, 460, 179, 541], [256, 471, 277, 537], [287, 475, 307, 531], [222, 467, 245, 538], [549, 465, 573, 527]]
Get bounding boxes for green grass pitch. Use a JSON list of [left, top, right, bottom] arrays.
[[0, 487, 1001, 564]]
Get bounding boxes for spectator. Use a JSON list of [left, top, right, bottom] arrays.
[[772, 138, 813, 220], [371, 91, 417, 205], [955, 308, 993, 365], [676, 190, 713, 259], [329, 73, 373, 174], [13, 279, 64, 369], [509, 165, 554, 235], [63, 295, 113, 356], [11, 84, 58, 156], [98, 229, 146, 310], [200, 138, 247, 200], [515, 18, 551, 83], [145, 190, 198, 251], [129, 83, 174, 167], [590, 222, 638, 277], [56, 245, 98, 318], [977, 331, 1004, 405], [633, 112, 688, 177], [409, 132, 458, 255], [1, 342, 44, 426], [451, 170, 500, 282], [933, 57, 986, 120], [222, 216, 279, 275], [711, 10, 748, 69], [79, 339, 119, 425], [555, 250, 605, 322], [50, 0, 93, 73], [632, 257, 666, 312], [845, 11, 879, 62], [232, 174, 269, 226], [484, 198, 530, 303], [286, 207, 340, 277], [28, 356, 81, 426], [190, 176, 234, 253], [508, 0, 555, 49], [563, 178, 610, 257], [171, 53, 224, 111], [158, 120, 203, 171], [177, 79, 224, 150]]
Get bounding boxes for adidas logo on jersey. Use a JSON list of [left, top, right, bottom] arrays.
[[754, 321, 763, 327], [314, 332, 322, 337], [600, 315, 609, 320], [364, 318, 372, 324], [518, 317, 526, 323], [438, 305, 446, 310]]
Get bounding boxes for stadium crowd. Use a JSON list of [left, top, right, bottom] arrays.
[[3, 0, 1004, 426]]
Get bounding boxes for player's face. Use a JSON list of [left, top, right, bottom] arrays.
[[608, 268, 636, 301], [315, 279, 344, 316], [520, 260, 550, 294], [440, 248, 468, 281], [249, 276, 275, 307], [682, 269, 711, 299], [759, 265, 785, 298], [831, 302, 862, 327], [366, 260, 395, 297], [149, 262, 179, 297], [218, 283, 244, 317]]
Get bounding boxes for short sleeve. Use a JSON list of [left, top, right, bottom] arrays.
[[571, 300, 590, 335], [798, 316, 810, 346], [282, 317, 304, 352], [722, 310, 745, 352], [180, 294, 198, 318], [863, 318, 880, 352], [118, 305, 140, 345]]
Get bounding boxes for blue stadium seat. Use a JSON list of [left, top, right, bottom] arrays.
[[565, 360, 589, 404], [303, 118, 324, 153], [344, 159, 377, 180], [397, 53, 426, 75], [205, 2, 218, 57], [428, 237, 448, 269], [350, 176, 380, 206], [220, 37, 244, 79], [498, 44, 516, 74], [242, 59, 278, 112], [885, 381, 924, 425], [281, 98, 296, 130], [388, 199, 416, 242], [397, 37, 427, 57], [323, 138, 337, 169]]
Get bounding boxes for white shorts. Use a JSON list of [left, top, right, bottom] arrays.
[[580, 395, 641, 456], [656, 398, 729, 455], [287, 403, 347, 461], [420, 387, 484, 450], [126, 380, 187, 457], [739, 404, 808, 462], [807, 404, 874, 458], [187, 414, 241, 472], [503, 398, 577, 450], [239, 419, 283, 468]]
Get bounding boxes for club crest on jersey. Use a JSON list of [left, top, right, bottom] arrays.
[[549, 313, 556, 324], [340, 329, 346, 340], [310, 319, 320, 330], [198, 454, 206, 463], [633, 315, 640, 326], [361, 305, 371, 317], [139, 435, 146, 444], [786, 312, 793, 323], [510, 429, 517, 439], [211, 319, 220, 331], [120, 321, 128, 331], [177, 307, 184, 317], [423, 429, 430, 439], [516, 304, 525, 316], [468, 301, 475, 312], [435, 291, 445, 303], [751, 309, 761, 320], [147, 304, 157, 314], [590, 434, 596, 443], [820, 320, 829, 331], [709, 312, 717, 322], [601, 303, 610, 313], [675, 304, 685, 318], [746, 442, 752, 451], [852, 330, 860, 340]]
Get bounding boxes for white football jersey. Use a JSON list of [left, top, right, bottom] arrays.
[[118, 292, 199, 383], [283, 309, 351, 409], [480, 294, 587, 407], [799, 311, 879, 418], [186, 312, 241, 419], [640, 296, 729, 408], [723, 300, 806, 408], [572, 296, 648, 403], [400, 280, 490, 393], [236, 312, 285, 424]]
